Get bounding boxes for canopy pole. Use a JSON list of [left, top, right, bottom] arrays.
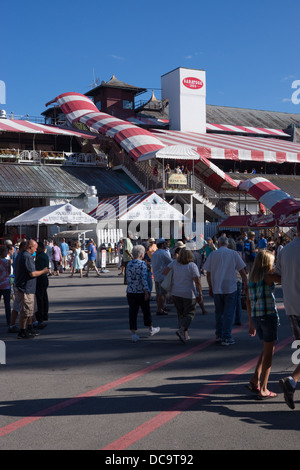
[[37, 223, 39, 241]]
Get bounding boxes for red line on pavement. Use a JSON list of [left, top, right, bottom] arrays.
[[0, 335, 221, 438], [102, 335, 293, 450]]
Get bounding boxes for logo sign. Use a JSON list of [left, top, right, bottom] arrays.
[[182, 77, 203, 90]]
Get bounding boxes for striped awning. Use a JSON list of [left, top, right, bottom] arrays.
[[206, 123, 289, 137], [89, 192, 153, 220], [219, 212, 299, 228], [239, 177, 300, 217], [0, 119, 97, 139], [151, 129, 300, 163], [127, 118, 289, 136], [46, 93, 165, 161]]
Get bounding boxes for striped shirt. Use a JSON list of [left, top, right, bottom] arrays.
[[248, 279, 278, 318]]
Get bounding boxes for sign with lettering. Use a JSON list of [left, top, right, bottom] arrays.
[[168, 174, 188, 185], [182, 77, 203, 90]]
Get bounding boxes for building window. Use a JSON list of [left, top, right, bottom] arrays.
[[123, 99, 133, 110], [95, 101, 101, 111]]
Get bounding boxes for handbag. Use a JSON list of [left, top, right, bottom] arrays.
[[80, 251, 85, 260], [161, 268, 173, 292]]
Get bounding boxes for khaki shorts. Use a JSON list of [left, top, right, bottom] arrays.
[[15, 291, 35, 320], [155, 281, 167, 296], [87, 260, 96, 269]]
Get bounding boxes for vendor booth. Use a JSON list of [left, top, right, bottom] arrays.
[[5, 203, 97, 241], [89, 191, 187, 263]]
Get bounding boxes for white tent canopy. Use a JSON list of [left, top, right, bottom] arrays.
[[138, 144, 200, 162], [6, 203, 97, 226], [5, 203, 97, 240]]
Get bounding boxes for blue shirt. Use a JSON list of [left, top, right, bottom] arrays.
[[60, 242, 69, 256], [88, 244, 96, 261], [257, 238, 267, 250]]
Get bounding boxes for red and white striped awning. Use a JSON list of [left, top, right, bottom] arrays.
[[239, 177, 300, 217], [46, 93, 165, 161], [151, 129, 300, 163], [127, 119, 289, 136], [206, 123, 290, 137], [219, 212, 299, 228], [0, 118, 97, 139]]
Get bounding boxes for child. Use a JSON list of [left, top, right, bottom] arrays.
[[246, 250, 280, 400]]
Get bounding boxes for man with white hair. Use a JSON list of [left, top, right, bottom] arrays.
[[204, 235, 248, 346]]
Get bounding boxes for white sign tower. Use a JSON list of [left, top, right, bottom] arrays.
[[161, 67, 206, 133]]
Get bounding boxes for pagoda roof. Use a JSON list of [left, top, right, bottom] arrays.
[[85, 74, 147, 97]]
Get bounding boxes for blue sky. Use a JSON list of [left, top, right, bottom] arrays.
[[1, 0, 299, 119]]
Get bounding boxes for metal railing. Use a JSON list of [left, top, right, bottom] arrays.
[[0, 148, 108, 166]]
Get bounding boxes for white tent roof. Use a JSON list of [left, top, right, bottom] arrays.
[[89, 191, 187, 222], [5, 203, 97, 226], [138, 145, 200, 162]]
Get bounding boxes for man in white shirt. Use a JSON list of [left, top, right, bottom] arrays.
[[151, 238, 172, 315], [204, 236, 247, 346], [275, 217, 300, 409]]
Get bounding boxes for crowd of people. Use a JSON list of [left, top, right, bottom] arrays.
[[0, 223, 299, 410], [0, 236, 102, 339], [121, 223, 300, 408]]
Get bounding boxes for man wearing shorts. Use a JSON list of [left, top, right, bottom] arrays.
[[60, 238, 69, 272], [14, 240, 49, 339], [84, 239, 101, 277], [276, 217, 300, 409]]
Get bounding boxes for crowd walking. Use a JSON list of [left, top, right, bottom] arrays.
[[0, 222, 299, 411]]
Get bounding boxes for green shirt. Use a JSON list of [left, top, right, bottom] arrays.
[[122, 238, 133, 262]]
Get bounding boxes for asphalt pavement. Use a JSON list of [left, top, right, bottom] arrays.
[[0, 267, 299, 452]]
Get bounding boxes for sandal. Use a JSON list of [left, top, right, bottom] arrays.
[[256, 391, 277, 400], [245, 383, 260, 394]]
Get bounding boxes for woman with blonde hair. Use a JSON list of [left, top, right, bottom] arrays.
[[246, 250, 280, 400], [70, 241, 84, 278], [163, 247, 202, 343]]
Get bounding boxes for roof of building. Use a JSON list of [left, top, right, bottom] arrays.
[[0, 165, 141, 199], [206, 105, 300, 130], [136, 100, 300, 132], [85, 74, 147, 97]]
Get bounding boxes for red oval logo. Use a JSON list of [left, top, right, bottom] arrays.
[[182, 77, 203, 90]]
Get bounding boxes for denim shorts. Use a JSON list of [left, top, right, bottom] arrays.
[[252, 315, 279, 343]]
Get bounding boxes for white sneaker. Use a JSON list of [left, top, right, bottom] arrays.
[[131, 334, 140, 342], [149, 326, 160, 337]]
